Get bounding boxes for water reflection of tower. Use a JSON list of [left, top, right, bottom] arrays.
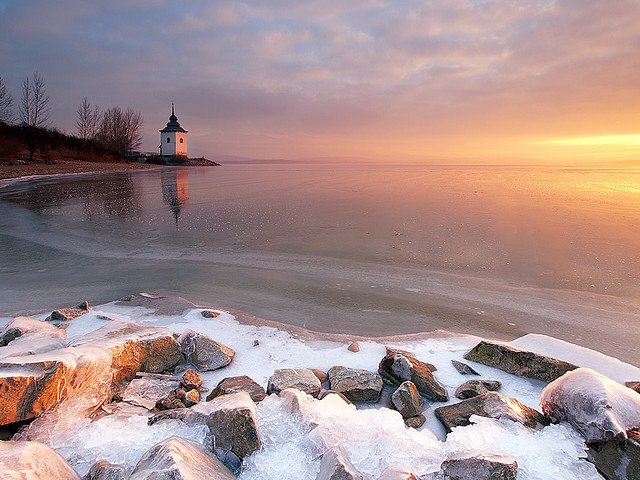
[[161, 169, 189, 227]]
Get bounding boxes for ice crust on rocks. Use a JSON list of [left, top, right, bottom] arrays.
[[6, 302, 615, 479], [540, 367, 640, 442]]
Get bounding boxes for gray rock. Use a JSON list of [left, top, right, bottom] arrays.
[[391, 381, 423, 418], [451, 360, 480, 376], [194, 337, 234, 371], [625, 381, 640, 394], [0, 440, 81, 479], [379, 352, 448, 402], [378, 466, 419, 480], [130, 436, 235, 480], [348, 342, 361, 352], [404, 414, 426, 429], [267, 368, 322, 397], [206, 375, 267, 402], [201, 310, 220, 318], [587, 431, 640, 480], [541, 367, 640, 443], [83, 460, 127, 480], [123, 373, 180, 410], [328, 366, 383, 403], [455, 380, 501, 399], [434, 392, 547, 433], [148, 407, 207, 426], [316, 448, 363, 480], [464, 341, 577, 382], [193, 391, 261, 459], [440, 451, 518, 480]]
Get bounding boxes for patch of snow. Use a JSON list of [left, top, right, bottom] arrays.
[[509, 334, 640, 383]]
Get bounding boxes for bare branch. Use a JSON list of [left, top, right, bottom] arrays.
[[0, 76, 13, 123]]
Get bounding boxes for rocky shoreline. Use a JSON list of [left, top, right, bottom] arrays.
[[0, 296, 638, 479]]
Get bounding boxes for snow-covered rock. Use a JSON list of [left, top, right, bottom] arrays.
[[83, 459, 127, 480], [464, 341, 577, 383], [0, 440, 81, 480], [540, 367, 640, 442], [122, 373, 180, 410], [378, 465, 419, 479], [439, 451, 518, 480], [316, 448, 363, 480], [434, 392, 547, 433], [193, 391, 261, 459], [129, 436, 235, 480]]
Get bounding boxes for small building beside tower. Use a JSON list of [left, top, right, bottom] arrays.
[[159, 103, 188, 157]]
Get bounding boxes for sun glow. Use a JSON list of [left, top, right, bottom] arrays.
[[542, 135, 640, 147]]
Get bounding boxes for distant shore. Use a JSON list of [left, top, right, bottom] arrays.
[[0, 158, 159, 181]]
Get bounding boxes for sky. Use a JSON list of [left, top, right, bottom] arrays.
[[0, 0, 639, 162]]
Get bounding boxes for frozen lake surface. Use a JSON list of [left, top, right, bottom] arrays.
[[1, 163, 639, 364]]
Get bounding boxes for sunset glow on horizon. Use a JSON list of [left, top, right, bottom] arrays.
[[1, 1, 639, 163]]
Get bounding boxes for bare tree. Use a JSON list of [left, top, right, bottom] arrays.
[[0, 76, 13, 123], [76, 97, 101, 158], [20, 71, 51, 161], [98, 106, 143, 158]]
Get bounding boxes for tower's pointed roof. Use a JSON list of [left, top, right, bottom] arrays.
[[160, 103, 188, 133]]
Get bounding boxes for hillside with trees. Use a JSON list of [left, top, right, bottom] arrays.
[[0, 72, 150, 179]]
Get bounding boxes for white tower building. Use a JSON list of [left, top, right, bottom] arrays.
[[160, 103, 188, 157]]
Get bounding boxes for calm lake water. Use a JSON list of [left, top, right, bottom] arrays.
[[1, 163, 639, 363]]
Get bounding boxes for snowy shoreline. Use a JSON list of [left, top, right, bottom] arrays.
[[0, 294, 639, 479]]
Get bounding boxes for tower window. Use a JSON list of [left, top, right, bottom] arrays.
[[167, 137, 171, 143], [180, 138, 184, 143]]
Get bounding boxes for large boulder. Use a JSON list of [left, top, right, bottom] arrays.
[[206, 375, 267, 402], [129, 436, 235, 480], [72, 321, 183, 385], [464, 341, 577, 382], [267, 368, 322, 397], [434, 392, 547, 433], [316, 448, 363, 480], [390, 381, 423, 418], [83, 460, 127, 480], [587, 430, 640, 480], [540, 367, 640, 443], [328, 366, 383, 403], [192, 391, 261, 459], [378, 351, 448, 402], [176, 330, 235, 372], [454, 380, 501, 399], [439, 451, 518, 480], [0, 321, 182, 426], [0, 440, 81, 479]]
